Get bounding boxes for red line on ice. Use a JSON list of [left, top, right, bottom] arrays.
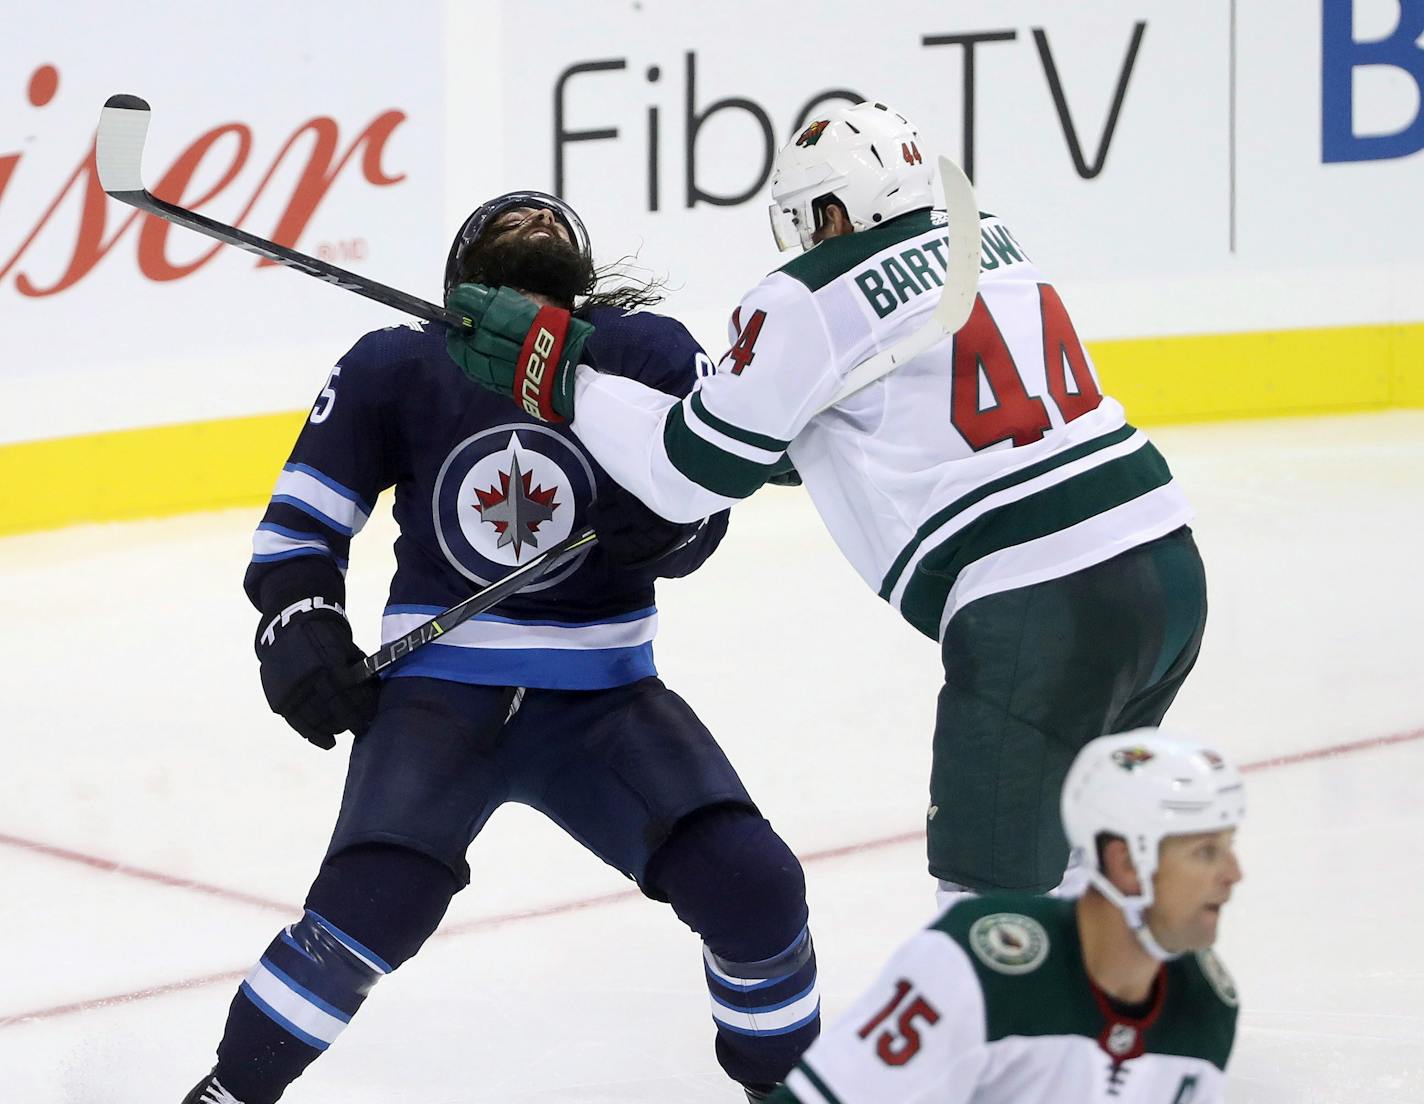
[[0, 831, 292, 913], [0, 970, 248, 1028], [1237, 727, 1423, 773], [2, 725, 1419, 1029]]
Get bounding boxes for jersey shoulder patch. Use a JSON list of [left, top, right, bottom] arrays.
[[933, 894, 1074, 974], [933, 896, 1103, 1045], [1191, 948, 1240, 1008], [1155, 947, 1240, 1070], [965, 912, 1052, 976]]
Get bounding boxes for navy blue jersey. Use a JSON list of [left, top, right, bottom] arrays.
[[245, 307, 727, 690]]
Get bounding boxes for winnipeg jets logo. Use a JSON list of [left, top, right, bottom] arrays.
[[474, 452, 560, 556], [433, 424, 595, 587]]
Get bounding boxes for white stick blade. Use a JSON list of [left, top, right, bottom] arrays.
[[96, 94, 152, 194], [933, 155, 981, 333]]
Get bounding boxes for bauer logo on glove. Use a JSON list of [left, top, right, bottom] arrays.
[[445, 283, 591, 424], [515, 309, 571, 422]]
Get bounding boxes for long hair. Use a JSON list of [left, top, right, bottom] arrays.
[[578, 254, 667, 315], [452, 233, 666, 316]]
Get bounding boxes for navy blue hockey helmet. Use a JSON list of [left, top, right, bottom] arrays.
[[443, 190, 592, 294]]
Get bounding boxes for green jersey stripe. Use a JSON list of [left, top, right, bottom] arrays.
[[779, 209, 939, 292], [896, 442, 1174, 638], [879, 424, 1139, 601], [663, 403, 780, 499], [795, 1061, 845, 1104], [690, 391, 791, 453]]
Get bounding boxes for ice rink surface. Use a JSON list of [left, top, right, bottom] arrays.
[[2, 411, 1421, 1103]]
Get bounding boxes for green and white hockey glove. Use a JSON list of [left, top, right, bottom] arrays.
[[444, 283, 594, 424]]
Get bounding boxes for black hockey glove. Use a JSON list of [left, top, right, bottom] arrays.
[[588, 481, 705, 570], [256, 596, 378, 749]]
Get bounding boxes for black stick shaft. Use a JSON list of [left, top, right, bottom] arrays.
[[110, 187, 471, 330], [351, 528, 598, 681]]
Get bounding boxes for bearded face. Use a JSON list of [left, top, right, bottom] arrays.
[[456, 206, 595, 309]]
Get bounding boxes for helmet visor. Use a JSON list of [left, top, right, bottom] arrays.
[[768, 203, 802, 253]]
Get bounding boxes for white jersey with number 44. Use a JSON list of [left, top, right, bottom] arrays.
[[572, 208, 1191, 640]]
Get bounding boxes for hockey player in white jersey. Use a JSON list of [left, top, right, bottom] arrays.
[[768, 729, 1245, 1104], [445, 101, 1208, 903]]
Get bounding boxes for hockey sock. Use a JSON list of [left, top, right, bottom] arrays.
[[705, 926, 820, 1089], [647, 807, 821, 1087], [210, 845, 458, 1103]]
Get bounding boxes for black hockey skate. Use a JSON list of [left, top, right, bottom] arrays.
[[181, 1070, 246, 1104], [743, 1084, 779, 1102]]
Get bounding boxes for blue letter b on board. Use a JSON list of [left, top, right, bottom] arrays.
[[1322, 0, 1424, 162]]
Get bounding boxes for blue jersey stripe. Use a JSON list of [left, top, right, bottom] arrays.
[[250, 549, 349, 571], [257, 521, 331, 542], [283, 462, 375, 517], [383, 642, 656, 690], [384, 604, 656, 629], [271, 495, 356, 537]]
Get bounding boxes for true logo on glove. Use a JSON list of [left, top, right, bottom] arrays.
[[259, 596, 347, 647]]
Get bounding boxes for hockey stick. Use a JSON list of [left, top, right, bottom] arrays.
[[816, 156, 980, 412], [97, 95, 976, 411], [97, 95, 597, 682], [95, 94, 472, 331], [351, 527, 598, 680]]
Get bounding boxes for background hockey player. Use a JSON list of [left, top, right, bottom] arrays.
[[182, 192, 819, 1104], [443, 101, 1209, 907], [766, 729, 1245, 1103]]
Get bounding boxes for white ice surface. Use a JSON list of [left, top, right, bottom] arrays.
[[1, 412, 1422, 1102]]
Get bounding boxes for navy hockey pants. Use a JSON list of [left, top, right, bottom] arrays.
[[327, 674, 753, 886], [208, 675, 815, 1100]]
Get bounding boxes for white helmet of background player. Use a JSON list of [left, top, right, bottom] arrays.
[[768, 100, 935, 252], [1061, 729, 1246, 960]]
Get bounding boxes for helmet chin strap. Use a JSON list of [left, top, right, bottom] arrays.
[[1087, 871, 1180, 963]]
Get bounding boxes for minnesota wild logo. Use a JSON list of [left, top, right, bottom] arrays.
[[969, 914, 1049, 975], [1195, 949, 1239, 1007], [796, 120, 830, 147], [1112, 747, 1155, 771]]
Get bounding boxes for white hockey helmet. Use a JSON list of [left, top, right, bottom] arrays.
[[768, 100, 936, 252], [1061, 729, 1245, 959]]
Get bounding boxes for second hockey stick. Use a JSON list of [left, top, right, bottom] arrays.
[[351, 527, 599, 680], [97, 95, 596, 682], [816, 155, 980, 412], [95, 94, 472, 331]]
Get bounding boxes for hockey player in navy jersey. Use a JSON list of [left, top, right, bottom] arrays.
[[182, 192, 818, 1104]]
